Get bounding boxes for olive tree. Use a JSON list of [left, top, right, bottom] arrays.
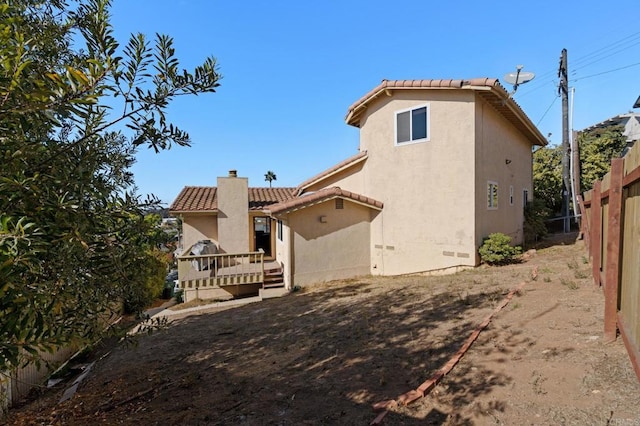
[[0, 0, 221, 369]]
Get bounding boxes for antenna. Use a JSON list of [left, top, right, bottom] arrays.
[[503, 65, 535, 96]]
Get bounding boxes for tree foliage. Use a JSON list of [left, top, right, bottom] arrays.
[[523, 198, 550, 246], [578, 126, 626, 192], [264, 170, 277, 187], [532, 126, 627, 215], [532, 145, 563, 214], [0, 0, 221, 370]]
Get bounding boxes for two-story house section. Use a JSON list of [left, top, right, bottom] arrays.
[[172, 78, 547, 299], [282, 78, 547, 278]]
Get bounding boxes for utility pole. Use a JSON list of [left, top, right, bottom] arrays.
[[572, 129, 581, 222], [559, 49, 571, 233]]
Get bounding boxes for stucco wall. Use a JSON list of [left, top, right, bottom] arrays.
[[181, 213, 218, 252], [274, 218, 293, 290], [288, 199, 372, 286], [354, 90, 478, 275], [474, 98, 533, 246]]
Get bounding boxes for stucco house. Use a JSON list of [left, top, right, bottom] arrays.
[[170, 78, 547, 301]]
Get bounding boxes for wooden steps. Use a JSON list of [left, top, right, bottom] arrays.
[[263, 266, 284, 288]]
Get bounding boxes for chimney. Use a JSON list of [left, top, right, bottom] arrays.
[[217, 170, 249, 253]]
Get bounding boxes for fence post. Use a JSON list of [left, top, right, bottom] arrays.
[[604, 158, 624, 342], [577, 195, 589, 250], [591, 181, 602, 288]]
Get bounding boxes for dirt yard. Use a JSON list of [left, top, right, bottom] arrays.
[[6, 233, 640, 425]]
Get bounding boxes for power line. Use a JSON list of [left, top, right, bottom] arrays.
[[573, 39, 640, 73], [515, 79, 556, 99], [536, 95, 559, 126], [514, 30, 640, 100], [571, 61, 640, 82], [572, 31, 640, 67]]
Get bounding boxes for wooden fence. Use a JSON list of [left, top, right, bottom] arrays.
[[1, 345, 78, 416], [580, 141, 640, 381]]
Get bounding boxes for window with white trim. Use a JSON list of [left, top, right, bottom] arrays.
[[395, 104, 429, 145], [277, 219, 283, 241], [487, 181, 498, 209]]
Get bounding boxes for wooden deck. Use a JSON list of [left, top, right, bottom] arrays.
[[177, 250, 283, 291]]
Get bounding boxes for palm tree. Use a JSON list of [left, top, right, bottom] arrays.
[[264, 170, 277, 187]]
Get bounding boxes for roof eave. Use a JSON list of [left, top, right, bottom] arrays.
[[269, 195, 383, 217], [472, 85, 548, 147], [296, 152, 368, 195], [268, 188, 383, 216], [345, 79, 548, 147], [345, 87, 388, 127], [169, 209, 218, 215]]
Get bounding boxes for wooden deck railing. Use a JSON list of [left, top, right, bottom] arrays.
[[177, 251, 265, 290], [580, 141, 640, 382]]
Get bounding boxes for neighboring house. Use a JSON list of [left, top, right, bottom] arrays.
[[170, 78, 547, 301], [581, 112, 640, 154]]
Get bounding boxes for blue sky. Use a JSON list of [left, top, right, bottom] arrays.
[[109, 0, 640, 205]]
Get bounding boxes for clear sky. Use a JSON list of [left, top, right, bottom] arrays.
[[109, 0, 640, 205]]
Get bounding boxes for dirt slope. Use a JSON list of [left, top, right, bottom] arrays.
[[6, 234, 640, 425]]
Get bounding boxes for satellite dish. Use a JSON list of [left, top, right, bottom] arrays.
[[503, 65, 535, 96], [504, 71, 535, 85]]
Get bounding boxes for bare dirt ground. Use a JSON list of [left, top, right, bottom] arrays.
[[6, 233, 640, 425]]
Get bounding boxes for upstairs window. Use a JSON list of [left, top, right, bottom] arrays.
[[395, 104, 429, 145]]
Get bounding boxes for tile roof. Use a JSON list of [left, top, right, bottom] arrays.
[[267, 187, 383, 215], [248, 187, 297, 210], [170, 186, 217, 212], [295, 150, 368, 195], [169, 186, 297, 213], [345, 78, 547, 146]]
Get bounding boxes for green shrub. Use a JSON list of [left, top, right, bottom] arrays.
[[479, 233, 522, 265], [174, 289, 184, 304], [523, 198, 549, 245], [123, 249, 168, 314]]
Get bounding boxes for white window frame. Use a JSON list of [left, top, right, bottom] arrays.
[[394, 103, 430, 146], [276, 219, 283, 241], [487, 181, 499, 210]]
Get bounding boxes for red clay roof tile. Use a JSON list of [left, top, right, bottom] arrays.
[[169, 187, 296, 213], [248, 187, 297, 210], [267, 187, 383, 215]]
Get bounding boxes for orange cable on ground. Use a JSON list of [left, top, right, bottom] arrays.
[[370, 280, 528, 425]]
